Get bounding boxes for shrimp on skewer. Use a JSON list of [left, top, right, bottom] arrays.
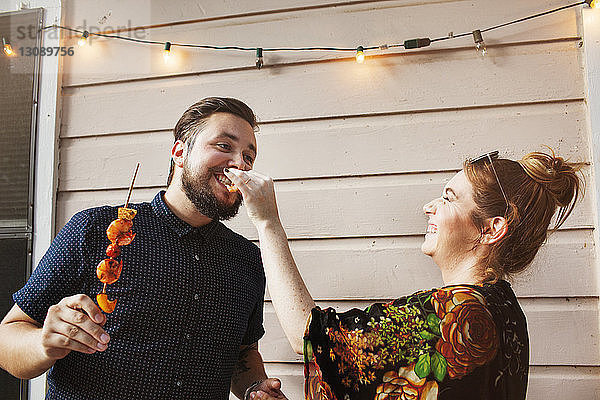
[[95, 164, 139, 314]]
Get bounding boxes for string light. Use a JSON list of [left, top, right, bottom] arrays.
[[473, 29, 487, 56], [2, 37, 14, 56], [38, 1, 591, 68], [78, 30, 89, 47], [355, 46, 365, 64], [163, 41, 171, 63], [255, 47, 263, 69]]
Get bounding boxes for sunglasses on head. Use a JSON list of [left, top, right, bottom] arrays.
[[468, 151, 509, 211]]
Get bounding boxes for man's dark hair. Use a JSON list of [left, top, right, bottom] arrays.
[[167, 97, 258, 186]]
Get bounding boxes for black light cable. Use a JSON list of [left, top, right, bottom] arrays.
[[33, 1, 595, 66]]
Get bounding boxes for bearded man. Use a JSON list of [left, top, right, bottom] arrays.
[[0, 98, 287, 400]]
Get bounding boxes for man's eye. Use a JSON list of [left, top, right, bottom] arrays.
[[217, 143, 231, 150], [244, 155, 254, 164]]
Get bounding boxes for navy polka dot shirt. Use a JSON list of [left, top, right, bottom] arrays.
[[13, 191, 266, 399]]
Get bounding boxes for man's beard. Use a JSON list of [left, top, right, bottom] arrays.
[[181, 163, 242, 221]]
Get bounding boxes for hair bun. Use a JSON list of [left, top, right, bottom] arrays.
[[518, 150, 585, 226]]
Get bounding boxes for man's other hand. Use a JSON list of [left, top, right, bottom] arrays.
[[248, 378, 288, 399]]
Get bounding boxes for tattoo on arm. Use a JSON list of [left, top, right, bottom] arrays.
[[232, 342, 258, 384]]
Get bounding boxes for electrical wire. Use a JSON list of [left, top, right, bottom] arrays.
[[431, 0, 586, 43], [40, 1, 590, 53]]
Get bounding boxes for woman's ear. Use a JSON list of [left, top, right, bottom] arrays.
[[480, 216, 508, 245], [171, 140, 187, 168]]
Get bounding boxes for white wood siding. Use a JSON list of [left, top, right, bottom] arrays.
[[56, 0, 600, 398]]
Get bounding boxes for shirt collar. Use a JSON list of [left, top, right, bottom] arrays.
[[151, 191, 218, 239]]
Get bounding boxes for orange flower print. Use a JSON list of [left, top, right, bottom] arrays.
[[431, 286, 486, 319], [375, 365, 438, 400], [433, 288, 498, 379]]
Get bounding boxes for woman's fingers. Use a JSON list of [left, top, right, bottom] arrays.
[[223, 168, 250, 193], [223, 168, 279, 225]]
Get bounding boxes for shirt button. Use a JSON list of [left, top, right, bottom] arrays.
[[185, 333, 192, 340], [194, 254, 200, 261], [194, 293, 200, 300], [176, 380, 182, 387]]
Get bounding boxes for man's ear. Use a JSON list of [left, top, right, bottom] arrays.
[[480, 216, 508, 245], [171, 140, 187, 168]]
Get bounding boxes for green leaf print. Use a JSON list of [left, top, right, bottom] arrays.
[[419, 330, 436, 341], [427, 313, 441, 336], [431, 351, 448, 382], [415, 353, 431, 379], [304, 340, 314, 362]]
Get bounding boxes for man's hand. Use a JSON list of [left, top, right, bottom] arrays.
[[40, 294, 110, 359], [247, 378, 287, 400]]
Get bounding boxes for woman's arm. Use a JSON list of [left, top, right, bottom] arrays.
[[224, 168, 315, 354]]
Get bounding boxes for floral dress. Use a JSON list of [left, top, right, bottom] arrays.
[[303, 280, 528, 400]]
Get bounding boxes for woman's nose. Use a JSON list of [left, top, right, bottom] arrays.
[[423, 198, 438, 215]]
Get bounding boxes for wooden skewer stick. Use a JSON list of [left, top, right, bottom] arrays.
[[124, 163, 140, 208]]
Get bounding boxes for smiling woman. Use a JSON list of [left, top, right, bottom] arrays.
[[225, 148, 584, 400], [421, 171, 484, 282]]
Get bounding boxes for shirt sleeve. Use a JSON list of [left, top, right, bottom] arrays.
[[12, 210, 98, 324], [241, 257, 266, 345], [305, 285, 499, 399]]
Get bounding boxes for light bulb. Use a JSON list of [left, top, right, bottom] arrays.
[[78, 30, 89, 47], [3, 43, 14, 56], [255, 48, 263, 69], [2, 38, 15, 56], [163, 42, 171, 63], [356, 46, 365, 64], [473, 30, 487, 57]]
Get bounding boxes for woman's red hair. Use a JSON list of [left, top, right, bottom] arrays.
[[463, 149, 585, 282]]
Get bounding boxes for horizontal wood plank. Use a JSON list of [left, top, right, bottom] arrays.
[[50, 183, 599, 298], [60, 41, 584, 137], [63, 0, 464, 35], [239, 364, 600, 400], [58, 101, 589, 189], [56, 171, 594, 240], [259, 298, 600, 365], [266, 229, 597, 300], [61, 0, 578, 86]]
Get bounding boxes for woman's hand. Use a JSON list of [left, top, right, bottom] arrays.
[[223, 168, 281, 227]]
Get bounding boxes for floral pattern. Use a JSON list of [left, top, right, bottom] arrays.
[[375, 365, 438, 400], [432, 287, 498, 378], [304, 280, 528, 400]]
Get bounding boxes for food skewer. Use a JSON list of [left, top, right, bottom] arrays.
[[125, 163, 140, 207], [96, 163, 140, 313]]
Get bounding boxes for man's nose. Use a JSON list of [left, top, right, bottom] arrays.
[[226, 153, 250, 171]]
